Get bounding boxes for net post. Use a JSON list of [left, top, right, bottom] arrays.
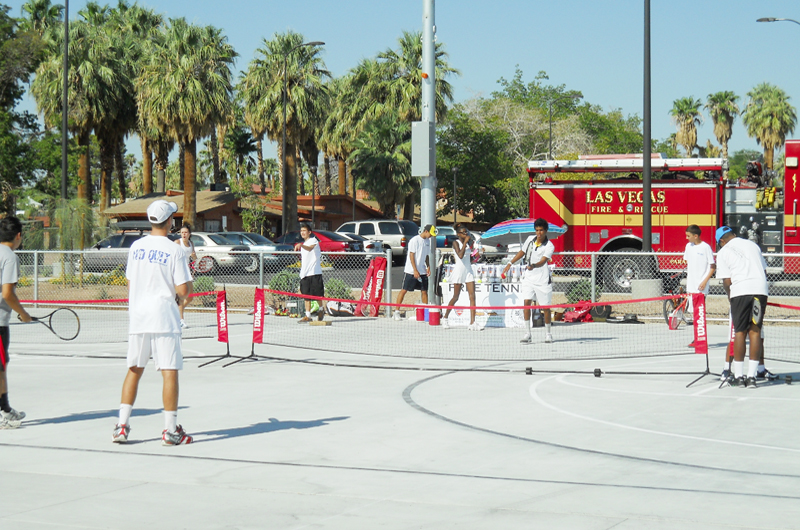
[[590, 253, 597, 303], [384, 248, 393, 318]]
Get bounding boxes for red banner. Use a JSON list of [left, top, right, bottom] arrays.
[[356, 257, 387, 317], [252, 288, 265, 344], [692, 293, 708, 354], [216, 291, 228, 343]]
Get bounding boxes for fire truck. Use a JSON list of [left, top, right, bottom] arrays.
[[527, 143, 800, 290]]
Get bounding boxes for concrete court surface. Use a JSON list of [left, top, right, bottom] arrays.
[[1, 319, 800, 530]]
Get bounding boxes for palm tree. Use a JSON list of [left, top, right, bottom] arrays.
[[350, 113, 412, 217], [137, 18, 237, 227], [19, 0, 63, 35], [705, 91, 739, 162], [742, 83, 797, 169], [238, 31, 329, 232], [31, 19, 121, 203], [669, 97, 703, 157]]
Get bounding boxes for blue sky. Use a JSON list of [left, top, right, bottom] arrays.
[[7, 0, 800, 160]]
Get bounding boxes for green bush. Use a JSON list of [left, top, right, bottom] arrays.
[[194, 275, 215, 293], [566, 279, 601, 305], [325, 278, 355, 301], [268, 269, 300, 295]]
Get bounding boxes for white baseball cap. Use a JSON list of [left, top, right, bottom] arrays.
[[146, 200, 178, 224]]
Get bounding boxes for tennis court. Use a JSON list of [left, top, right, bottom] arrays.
[[2, 311, 800, 530]]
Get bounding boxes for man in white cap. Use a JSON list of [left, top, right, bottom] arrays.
[[113, 200, 194, 445], [393, 224, 433, 319], [715, 225, 768, 388]]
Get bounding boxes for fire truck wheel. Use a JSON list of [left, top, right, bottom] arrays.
[[601, 248, 651, 292]]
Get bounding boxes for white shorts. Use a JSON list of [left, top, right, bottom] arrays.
[[450, 266, 474, 284], [520, 280, 553, 306], [127, 333, 183, 371]]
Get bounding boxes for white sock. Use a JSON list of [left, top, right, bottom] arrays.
[[119, 404, 132, 426], [526, 319, 531, 334], [748, 360, 759, 378], [164, 410, 178, 433], [545, 323, 551, 333], [758, 364, 765, 372], [723, 361, 731, 370], [733, 361, 744, 378], [305, 311, 311, 318]]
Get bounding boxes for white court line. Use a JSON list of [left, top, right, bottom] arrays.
[[529, 375, 800, 454]]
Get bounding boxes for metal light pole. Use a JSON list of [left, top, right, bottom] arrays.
[[548, 93, 583, 159], [281, 40, 324, 235], [757, 17, 800, 26], [452, 167, 458, 225], [643, 0, 652, 252], [61, 0, 69, 200], [310, 165, 317, 228]]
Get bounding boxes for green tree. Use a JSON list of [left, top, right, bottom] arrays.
[[669, 96, 703, 157], [579, 105, 643, 154], [19, 0, 63, 36], [705, 91, 739, 163], [727, 148, 762, 181], [349, 113, 412, 218], [238, 31, 328, 231], [742, 83, 797, 169], [436, 107, 516, 223], [137, 18, 237, 227]]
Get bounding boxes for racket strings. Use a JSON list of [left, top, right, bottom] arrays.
[[49, 309, 80, 341]]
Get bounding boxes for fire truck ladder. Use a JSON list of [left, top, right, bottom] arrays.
[[528, 157, 725, 174]]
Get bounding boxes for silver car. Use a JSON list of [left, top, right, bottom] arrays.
[[337, 232, 383, 261], [189, 232, 253, 274], [215, 231, 294, 272]]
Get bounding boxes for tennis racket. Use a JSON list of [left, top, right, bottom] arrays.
[[668, 307, 684, 330], [24, 308, 81, 341]]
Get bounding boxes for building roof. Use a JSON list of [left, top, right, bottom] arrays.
[[102, 190, 238, 217]]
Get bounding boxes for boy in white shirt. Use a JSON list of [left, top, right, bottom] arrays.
[[393, 225, 433, 319], [295, 223, 324, 323], [683, 224, 715, 347], [113, 200, 193, 445]]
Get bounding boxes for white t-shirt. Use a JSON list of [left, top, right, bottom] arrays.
[[299, 236, 322, 278], [126, 235, 192, 334], [715, 237, 768, 298], [683, 241, 715, 294], [0, 245, 19, 326], [521, 236, 554, 286], [404, 235, 431, 275]]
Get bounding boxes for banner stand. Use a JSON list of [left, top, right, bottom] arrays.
[[221, 288, 270, 367], [686, 293, 718, 387], [199, 289, 248, 368]]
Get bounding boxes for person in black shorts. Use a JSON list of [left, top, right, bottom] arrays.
[[715, 226, 769, 388], [393, 225, 433, 320], [0, 217, 32, 429], [295, 223, 324, 323]]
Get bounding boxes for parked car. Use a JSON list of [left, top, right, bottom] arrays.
[[189, 232, 253, 274], [83, 232, 147, 272], [334, 220, 408, 264], [274, 230, 363, 265], [337, 232, 383, 261], [216, 231, 294, 272], [434, 226, 458, 248]]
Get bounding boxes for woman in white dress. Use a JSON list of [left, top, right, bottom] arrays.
[[175, 223, 196, 328], [442, 224, 481, 330]]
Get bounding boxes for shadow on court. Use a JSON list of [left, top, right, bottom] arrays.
[[193, 416, 349, 443], [23, 407, 187, 427]]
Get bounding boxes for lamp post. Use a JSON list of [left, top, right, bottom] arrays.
[[281, 40, 324, 235], [548, 93, 583, 160], [61, 0, 69, 200], [757, 17, 800, 26], [310, 165, 317, 228], [452, 167, 458, 225]]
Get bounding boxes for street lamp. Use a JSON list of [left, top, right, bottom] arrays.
[[452, 167, 458, 225], [61, 0, 69, 200], [548, 93, 583, 160], [281, 40, 324, 235], [310, 165, 317, 228], [757, 17, 800, 26]]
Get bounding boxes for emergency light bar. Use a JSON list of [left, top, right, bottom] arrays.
[[528, 158, 726, 173]]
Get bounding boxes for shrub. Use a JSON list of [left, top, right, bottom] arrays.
[[325, 278, 355, 301], [193, 275, 216, 307], [566, 279, 601, 305]]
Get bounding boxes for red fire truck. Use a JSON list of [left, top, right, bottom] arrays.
[[527, 144, 800, 290]]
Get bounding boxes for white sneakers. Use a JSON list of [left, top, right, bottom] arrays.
[[467, 323, 483, 331], [520, 333, 531, 343], [392, 311, 402, 321], [545, 333, 553, 343], [441, 319, 450, 329], [180, 319, 188, 329]]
